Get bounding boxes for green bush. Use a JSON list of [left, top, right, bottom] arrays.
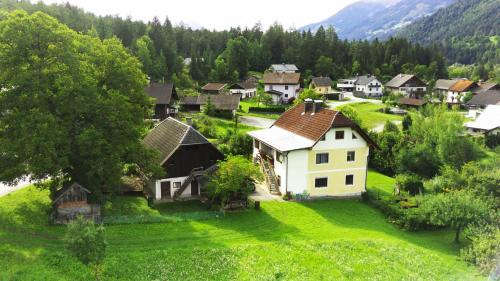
[[64, 216, 107, 265], [395, 174, 424, 196], [248, 106, 286, 113], [461, 224, 500, 275]]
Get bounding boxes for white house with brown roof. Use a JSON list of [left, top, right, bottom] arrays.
[[263, 72, 300, 104], [248, 100, 377, 198]]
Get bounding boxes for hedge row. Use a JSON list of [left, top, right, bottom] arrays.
[[248, 107, 286, 113]]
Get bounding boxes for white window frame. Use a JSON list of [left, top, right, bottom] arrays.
[[315, 153, 329, 165], [315, 177, 328, 188], [345, 174, 354, 186]]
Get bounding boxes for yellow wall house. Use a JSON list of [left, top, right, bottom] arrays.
[[310, 76, 333, 94], [248, 99, 377, 198]]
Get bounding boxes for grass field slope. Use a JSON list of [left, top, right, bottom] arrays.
[[0, 173, 483, 280]]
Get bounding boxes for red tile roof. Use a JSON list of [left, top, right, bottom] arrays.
[[273, 103, 377, 147]]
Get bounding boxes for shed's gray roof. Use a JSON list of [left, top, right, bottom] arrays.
[[270, 64, 298, 72], [229, 81, 257, 90], [145, 82, 177, 105], [311, 77, 332, 87], [466, 90, 500, 107], [142, 118, 209, 164], [180, 94, 241, 111]]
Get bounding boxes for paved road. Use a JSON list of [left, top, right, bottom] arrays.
[[240, 116, 275, 129], [0, 179, 31, 197], [328, 92, 382, 109]]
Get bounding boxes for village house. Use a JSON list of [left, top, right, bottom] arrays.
[[180, 94, 241, 116], [466, 90, 500, 109], [269, 64, 299, 73], [337, 75, 383, 97], [248, 100, 377, 198], [434, 79, 461, 97], [145, 82, 178, 120], [228, 81, 258, 99], [465, 105, 500, 137], [51, 182, 101, 224], [263, 72, 301, 104], [310, 77, 333, 94], [201, 83, 226, 94], [143, 118, 224, 201], [446, 80, 479, 104], [385, 74, 427, 99]]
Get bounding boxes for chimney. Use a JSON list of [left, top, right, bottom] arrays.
[[312, 100, 323, 115], [186, 117, 193, 126], [303, 99, 313, 114]]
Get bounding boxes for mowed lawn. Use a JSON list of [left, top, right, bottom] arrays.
[[340, 102, 403, 129], [0, 173, 483, 280]]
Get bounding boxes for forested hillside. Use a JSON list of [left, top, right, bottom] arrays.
[[398, 0, 500, 65], [0, 0, 448, 87]]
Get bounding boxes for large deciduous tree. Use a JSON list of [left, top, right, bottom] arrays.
[[0, 11, 161, 201]]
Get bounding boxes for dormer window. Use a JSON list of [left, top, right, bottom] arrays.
[[335, 131, 344, 140]]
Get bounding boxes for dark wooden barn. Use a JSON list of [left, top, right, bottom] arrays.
[[142, 117, 224, 201], [51, 182, 101, 224]]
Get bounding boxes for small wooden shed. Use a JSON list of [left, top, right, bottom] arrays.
[[51, 182, 101, 224]]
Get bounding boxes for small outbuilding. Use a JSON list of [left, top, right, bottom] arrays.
[[51, 182, 101, 224]]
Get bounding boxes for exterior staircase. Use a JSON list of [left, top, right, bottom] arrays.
[[257, 154, 281, 195], [172, 165, 218, 200]]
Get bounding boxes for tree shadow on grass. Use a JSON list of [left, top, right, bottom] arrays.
[[193, 202, 304, 245], [296, 199, 463, 257]]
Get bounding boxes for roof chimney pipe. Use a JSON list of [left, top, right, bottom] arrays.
[[303, 98, 313, 115], [312, 100, 323, 115]]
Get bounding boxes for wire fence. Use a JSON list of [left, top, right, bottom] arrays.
[[103, 211, 224, 225]]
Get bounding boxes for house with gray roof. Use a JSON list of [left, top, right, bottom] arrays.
[[337, 75, 382, 97], [143, 117, 224, 201], [145, 82, 178, 120], [466, 90, 500, 109], [385, 74, 427, 99], [180, 94, 241, 115], [310, 77, 333, 95]]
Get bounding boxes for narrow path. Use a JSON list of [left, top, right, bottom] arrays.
[[0, 179, 31, 197], [239, 116, 274, 129], [327, 92, 382, 109], [371, 120, 402, 133], [248, 182, 283, 202]]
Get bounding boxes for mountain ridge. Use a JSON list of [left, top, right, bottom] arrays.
[[299, 0, 456, 40]]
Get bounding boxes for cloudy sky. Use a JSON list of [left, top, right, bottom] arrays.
[[40, 0, 372, 30]]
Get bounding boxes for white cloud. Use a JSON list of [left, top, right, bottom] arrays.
[[39, 0, 363, 30]]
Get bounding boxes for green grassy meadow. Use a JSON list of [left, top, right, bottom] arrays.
[[339, 102, 403, 129], [0, 172, 484, 280]]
